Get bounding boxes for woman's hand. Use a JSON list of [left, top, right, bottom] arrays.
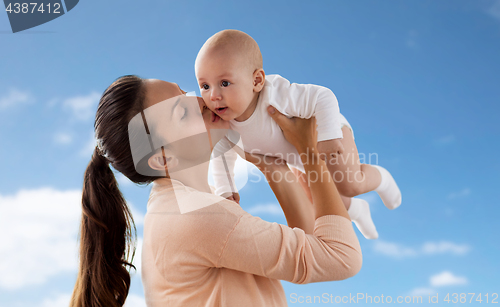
[[244, 148, 315, 234], [267, 106, 318, 154]]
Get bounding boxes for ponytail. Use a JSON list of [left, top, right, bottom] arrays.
[[70, 147, 136, 307], [70, 75, 156, 306]]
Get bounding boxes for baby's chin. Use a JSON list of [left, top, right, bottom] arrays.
[[216, 112, 235, 122]]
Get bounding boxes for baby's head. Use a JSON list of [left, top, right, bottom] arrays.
[[195, 29, 265, 121]]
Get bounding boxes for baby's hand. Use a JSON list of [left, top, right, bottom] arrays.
[[222, 192, 240, 204], [317, 138, 344, 160]]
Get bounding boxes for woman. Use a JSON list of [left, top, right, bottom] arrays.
[[70, 75, 362, 307]]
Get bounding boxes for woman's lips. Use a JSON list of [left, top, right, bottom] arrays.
[[216, 107, 228, 114], [211, 112, 221, 123]]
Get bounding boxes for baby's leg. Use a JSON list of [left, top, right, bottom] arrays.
[[320, 126, 381, 197], [320, 125, 402, 210]]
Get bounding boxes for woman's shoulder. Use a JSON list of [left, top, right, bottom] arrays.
[[147, 178, 245, 223], [143, 179, 248, 261]]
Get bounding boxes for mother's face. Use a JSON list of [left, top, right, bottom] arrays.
[[135, 79, 229, 175], [143, 79, 229, 134]]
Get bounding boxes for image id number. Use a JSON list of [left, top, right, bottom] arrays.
[[6, 3, 61, 14]]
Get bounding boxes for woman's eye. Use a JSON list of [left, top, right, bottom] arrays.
[[181, 107, 187, 119], [221, 80, 230, 87], [202, 84, 209, 90]]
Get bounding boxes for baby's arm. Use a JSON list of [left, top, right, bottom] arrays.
[[211, 136, 239, 202]]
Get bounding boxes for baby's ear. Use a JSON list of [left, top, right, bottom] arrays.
[[252, 69, 266, 92]]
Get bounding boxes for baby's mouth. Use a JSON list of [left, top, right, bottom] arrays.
[[216, 107, 228, 114]]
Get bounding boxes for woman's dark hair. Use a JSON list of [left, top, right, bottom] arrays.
[[70, 75, 160, 307]]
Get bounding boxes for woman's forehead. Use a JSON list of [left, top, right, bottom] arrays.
[[143, 79, 182, 109]]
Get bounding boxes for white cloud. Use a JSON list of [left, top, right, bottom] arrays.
[[39, 293, 72, 307], [0, 188, 81, 290], [32, 292, 145, 307], [422, 241, 470, 255], [0, 187, 143, 291], [430, 271, 468, 287], [246, 203, 283, 216], [130, 203, 144, 227], [488, 0, 500, 20], [130, 237, 143, 276], [116, 172, 134, 187], [0, 88, 32, 109], [124, 293, 147, 307], [373, 240, 471, 259], [247, 164, 266, 184], [447, 188, 471, 200], [234, 155, 255, 188], [407, 271, 468, 298], [53, 132, 73, 145], [373, 240, 418, 258], [80, 132, 97, 157], [64, 92, 100, 121]]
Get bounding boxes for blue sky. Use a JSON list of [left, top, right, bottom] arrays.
[[1, 0, 499, 306]]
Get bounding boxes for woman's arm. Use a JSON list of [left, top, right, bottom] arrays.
[[244, 152, 315, 234], [195, 110, 360, 284], [150, 160, 361, 286], [266, 106, 350, 220]]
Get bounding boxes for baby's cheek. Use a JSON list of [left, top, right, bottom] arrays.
[[201, 95, 211, 107]]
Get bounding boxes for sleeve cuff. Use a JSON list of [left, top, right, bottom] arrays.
[[314, 215, 357, 242], [317, 130, 344, 142]]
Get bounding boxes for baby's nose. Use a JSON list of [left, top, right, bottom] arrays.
[[210, 89, 221, 101]]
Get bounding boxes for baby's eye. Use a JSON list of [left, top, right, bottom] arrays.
[[201, 84, 209, 90], [221, 80, 230, 87]]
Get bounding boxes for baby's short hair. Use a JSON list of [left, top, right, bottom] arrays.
[[201, 29, 263, 72]]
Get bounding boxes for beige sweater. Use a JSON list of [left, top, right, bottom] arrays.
[[141, 178, 362, 307]]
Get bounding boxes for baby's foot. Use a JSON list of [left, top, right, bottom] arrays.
[[348, 198, 378, 240], [372, 165, 402, 210]]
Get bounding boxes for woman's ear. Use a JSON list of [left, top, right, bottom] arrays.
[[252, 69, 266, 92], [148, 151, 179, 173]]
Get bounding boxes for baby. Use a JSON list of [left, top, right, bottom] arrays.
[[195, 30, 402, 240]]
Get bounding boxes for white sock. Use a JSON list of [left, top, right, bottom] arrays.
[[372, 165, 402, 210], [348, 198, 378, 240]]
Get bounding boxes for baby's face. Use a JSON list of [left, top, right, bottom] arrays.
[[195, 49, 256, 121]]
